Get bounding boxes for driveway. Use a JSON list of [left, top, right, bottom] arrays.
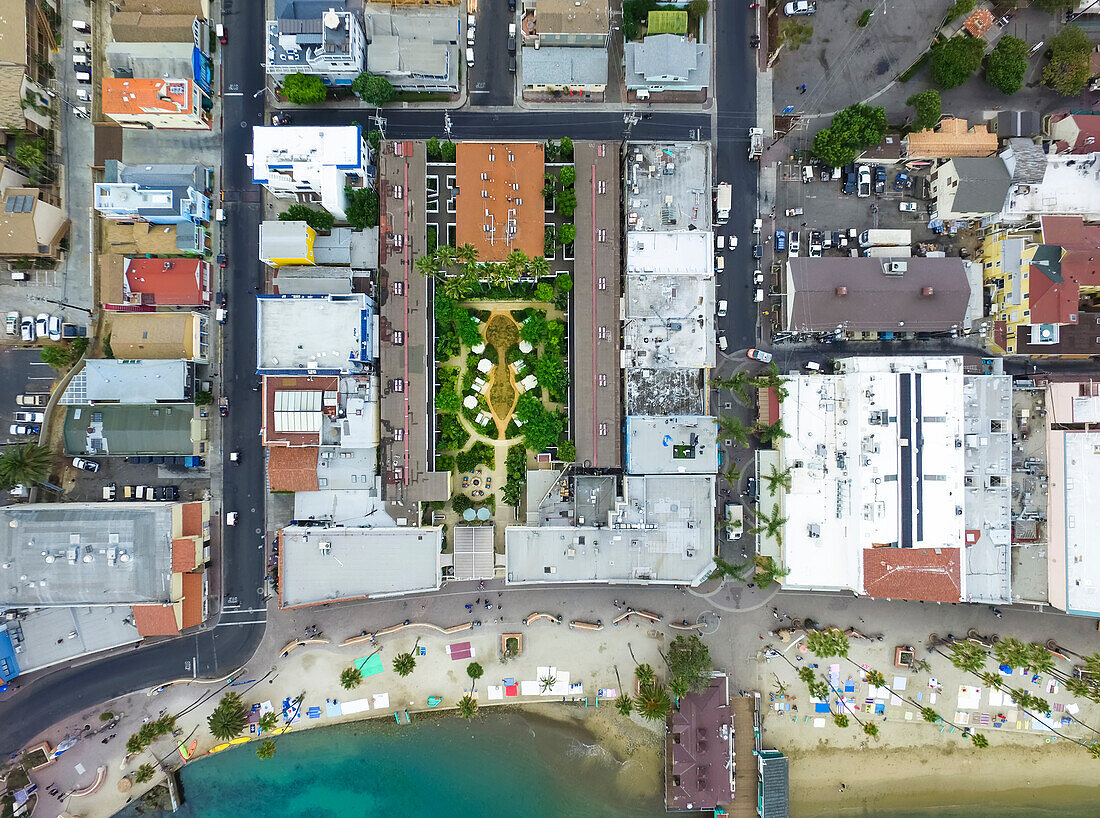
[[0, 348, 56, 446]]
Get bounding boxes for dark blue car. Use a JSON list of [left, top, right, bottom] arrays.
[[775, 230, 787, 252], [894, 172, 909, 191]]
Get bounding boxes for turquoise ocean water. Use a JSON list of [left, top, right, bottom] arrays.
[[110, 711, 1100, 818]]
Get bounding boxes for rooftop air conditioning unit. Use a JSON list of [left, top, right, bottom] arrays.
[[883, 262, 908, 275]]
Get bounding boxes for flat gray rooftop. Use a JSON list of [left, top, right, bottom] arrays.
[[623, 274, 714, 369], [256, 294, 370, 374], [505, 475, 715, 585], [279, 526, 442, 607], [0, 503, 173, 607], [77, 358, 191, 404], [8, 606, 140, 674], [625, 368, 705, 415], [625, 415, 719, 475], [625, 142, 711, 232], [62, 403, 196, 456]]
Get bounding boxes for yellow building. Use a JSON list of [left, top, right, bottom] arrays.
[[259, 220, 315, 267]]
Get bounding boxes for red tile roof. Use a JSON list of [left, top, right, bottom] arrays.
[[1041, 216, 1100, 287], [963, 9, 994, 38], [862, 547, 962, 602], [171, 538, 198, 573], [1027, 269, 1079, 325], [180, 572, 205, 630], [132, 604, 179, 636], [1047, 113, 1100, 155], [267, 446, 320, 492], [124, 258, 209, 305], [179, 501, 205, 538]]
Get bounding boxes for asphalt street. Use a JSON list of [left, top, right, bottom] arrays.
[[468, 0, 513, 107]]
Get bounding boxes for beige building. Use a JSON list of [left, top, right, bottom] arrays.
[[0, 0, 57, 136], [102, 221, 208, 256], [109, 312, 210, 362], [0, 182, 71, 260], [521, 0, 610, 47], [903, 117, 999, 160]]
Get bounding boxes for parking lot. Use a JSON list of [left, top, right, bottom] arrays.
[[0, 347, 56, 446], [62, 455, 210, 503]]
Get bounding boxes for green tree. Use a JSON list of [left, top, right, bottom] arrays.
[[194, 390, 213, 406], [207, 692, 248, 741], [763, 464, 792, 496], [279, 204, 335, 232], [948, 641, 988, 675], [906, 89, 942, 131], [0, 443, 52, 489], [558, 166, 576, 187], [258, 713, 279, 733], [634, 683, 672, 721], [367, 128, 382, 154], [748, 553, 789, 588], [393, 652, 417, 676], [426, 137, 442, 160], [281, 73, 327, 104], [40, 344, 74, 368], [441, 140, 457, 162], [256, 740, 277, 760], [436, 388, 460, 413], [833, 713, 850, 728], [666, 635, 714, 692], [806, 628, 850, 660], [502, 480, 524, 506], [556, 187, 577, 219], [754, 419, 790, 445], [133, 763, 156, 784], [777, 19, 813, 50], [535, 282, 554, 302], [457, 694, 478, 719], [668, 675, 692, 703], [352, 72, 395, 106], [984, 35, 1029, 95], [687, 0, 709, 21], [970, 732, 989, 748], [557, 223, 576, 246], [930, 36, 986, 89], [831, 103, 888, 148], [1043, 26, 1092, 96], [944, 0, 975, 23], [556, 272, 573, 292], [534, 354, 569, 398], [345, 186, 379, 229], [520, 311, 547, 344], [558, 439, 576, 463], [14, 141, 44, 169], [866, 669, 887, 689], [921, 706, 941, 723], [557, 136, 573, 160], [863, 722, 880, 739], [812, 125, 858, 168], [634, 663, 656, 687], [467, 661, 484, 681], [718, 414, 751, 447], [340, 666, 363, 690], [614, 694, 634, 716]]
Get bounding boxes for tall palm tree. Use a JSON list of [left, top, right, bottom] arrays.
[[0, 443, 53, 489], [711, 371, 751, 401], [614, 694, 634, 716], [340, 666, 363, 690], [436, 244, 461, 269], [633, 684, 672, 722], [763, 464, 792, 496], [207, 692, 248, 741], [457, 243, 479, 265], [457, 695, 478, 720], [414, 255, 439, 279], [668, 676, 691, 705], [749, 506, 788, 547], [806, 628, 851, 660], [721, 464, 742, 491], [528, 255, 550, 280], [750, 554, 790, 589], [750, 363, 790, 402], [718, 415, 750, 448], [969, 732, 989, 748], [442, 274, 475, 301], [634, 663, 656, 688], [256, 740, 277, 760], [754, 419, 790, 445], [393, 652, 417, 677], [506, 249, 530, 278], [538, 674, 556, 693], [257, 713, 279, 733]]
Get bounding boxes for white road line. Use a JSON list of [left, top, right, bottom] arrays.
[[224, 92, 243, 96], [217, 619, 266, 626], [29, 362, 50, 367]]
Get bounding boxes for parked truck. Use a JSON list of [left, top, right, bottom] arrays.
[[863, 245, 913, 257], [859, 228, 912, 248], [715, 182, 732, 225], [748, 127, 764, 160]]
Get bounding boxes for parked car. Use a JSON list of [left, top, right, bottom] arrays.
[[747, 348, 773, 363], [809, 230, 823, 257], [717, 300, 728, 318], [20, 317, 34, 342], [216, 252, 227, 268], [801, 165, 814, 183], [35, 314, 48, 338], [14, 412, 44, 423], [843, 167, 856, 195], [226, 511, 238, 526], [774, 230, 787, 252], [9, 424, 39, 436], [508, 35, 516, 53], [857, 166, 871, 197], [899, 201, 918, 212], [718, 334, 728, 351], [831, 230, 844, 248], [875, 165, 886, 194], [5, 311, 17, 335], [784, 0, 816, 15], [508, 55, 516, 73], [216, 23, 227, 43], [753, 270, 765, 285], [752, 244, 763, 259], [893, 172, 909, 191], [72, 457, 100, 472], [16, 394, 46, 406], [754, 287, 764, 302], [788, 231, 800, 257], [47, 315, 61, 341], [219, 397, 230, 417]]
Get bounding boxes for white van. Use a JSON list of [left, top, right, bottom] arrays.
[[717, 235, 725, 250], [715, 256, 724, 272], [717, 299, 728, 317], [466, 47, 474, 66], [804, 361, 822, 372], [754, 288, 764, 302], [718, 334, 728, 351]]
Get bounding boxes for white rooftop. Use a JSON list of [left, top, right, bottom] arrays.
[[1001, 152, 1100, 222], [1051, 431, 1100, 617], [505, 476, 715, 585], [625, 230, 712, 275], [256, 294, 373, 374], [251, 126, 365, 220], [279, 526, 442, 607], [625, 415, 718, 475], [623, 274, 715, 369], [78, 358, 191, 404]]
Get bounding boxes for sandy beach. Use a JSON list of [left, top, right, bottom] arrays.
[[786, 742, 1100, 816]]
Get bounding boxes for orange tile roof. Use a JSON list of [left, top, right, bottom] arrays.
[[172, 538, 198, 573], [905, 117, 998, 159], [267, 446, 320, 492], [124, 258, 209, 305], [101, 78, 194, 117], [863, 547, 963, 603], [179, 501, 205, 538], [963, 9, 994, 38], [180, 572, 204, 630], [132, 604, 179, 636], [455, 142, 545, 263]]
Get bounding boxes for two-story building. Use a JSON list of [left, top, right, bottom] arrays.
[[267, 0, 366, 88], [94, 161, 212, 225], [101, 77, 212, 130]]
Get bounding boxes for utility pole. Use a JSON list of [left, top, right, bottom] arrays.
[[371, 109, 387, 141], [623, 108, 640, 139]]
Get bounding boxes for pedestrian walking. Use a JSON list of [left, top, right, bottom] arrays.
[[800, 84, 807, 93]]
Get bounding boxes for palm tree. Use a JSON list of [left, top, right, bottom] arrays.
[[207, 692, 248, 741], [754, 419, 790, 445], [946, 642, 988, 675], [718, 414, 751, 448], [340, 666, 363, 690], [806, 628, 851, 660], [393, 652, 417, 677], [721, 464, 742, 491], [457, 695, 478, 719], [750, 554, 790, 589], [969, 732, 989, 749], [1088, 743, 1100, 760], [506, 249, 530, 279], [763, 464, 792, 496], [833, 713, 850, 728], [634, 684, 672, 722], [712, 557, 751, 582], [750, 363, 790, 402], [749, 506, 788, 549], [442, 273, 475, 301], [668, 676, 691, 704], [528, 255, 550, 280], [256, 740, 277, 760], [614, 694, 634, 716], [133, 763, 156, 784], [257, 712, 279, 733], [712, 371, 752, 402], [863, 723, 880, 740], [865, 669, 887, 689], [921, 707, 941, 724], [634, 663, 656, 688], [436, 244, 461, 269], [0, 443, 53, 489], [414, 254, 439, 279], [539, 675, 556, 693], [457, 243, 479, 265]]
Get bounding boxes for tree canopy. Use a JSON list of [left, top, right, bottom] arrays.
[[811, 103, 887, 168], [905, 89, 942, 131], [281, 73, 327, 104], [930, 36, 986, 89], [0, 443, 52, 489], [344, 186, 379, 229], [352, 72, 395, 106], [1043, 26, 1092, 97], [666, 635, 714, 692], [207, 692, 248, 741], [984, 36, 1029, 95], [279, 204, 335, 231]]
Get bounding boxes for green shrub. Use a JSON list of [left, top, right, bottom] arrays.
[[556, 273, 573, 292], [438, 414, 469, 451], [558, 440, 577, 462], [279, 204, 335, 232], [436, 454, 454, 472], [345, 186, 379, 228], [557, 223, 576, 247], [441, 141, 457, 162], [281, 73, 327, 104], [452, 493, 473, 514], [535, 282, 554, 302], [905, 90, 941, 131], [558, 166, 576, 187]]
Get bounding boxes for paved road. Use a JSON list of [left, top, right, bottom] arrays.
[[468, 0, 513, 107]]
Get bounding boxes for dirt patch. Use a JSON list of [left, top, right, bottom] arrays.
[[485, 313, 520, 348], [485, 312, 521, 434]]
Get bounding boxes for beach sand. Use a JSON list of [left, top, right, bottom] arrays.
[[787, 741, 1100, 816]]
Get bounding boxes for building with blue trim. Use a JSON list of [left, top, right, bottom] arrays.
[[95, 161, 212, 225], [256, 294, 377, 376], [267, 1, 366, 87]]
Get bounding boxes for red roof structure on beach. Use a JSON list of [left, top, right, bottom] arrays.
[[862, 547, 963, 602]]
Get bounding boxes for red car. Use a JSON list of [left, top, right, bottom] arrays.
[[219, 397, 229, 417], [747, 348, 773, 363]]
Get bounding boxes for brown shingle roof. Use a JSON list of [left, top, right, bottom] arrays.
[[862, 547, 962, 602], [110, 11, 198, 43], [0, 66, 28, 131], [109, 312, 200, 359], [963, 9, 994, 38], [103, 221, 187, 255], [267, 446, 319, 492]]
